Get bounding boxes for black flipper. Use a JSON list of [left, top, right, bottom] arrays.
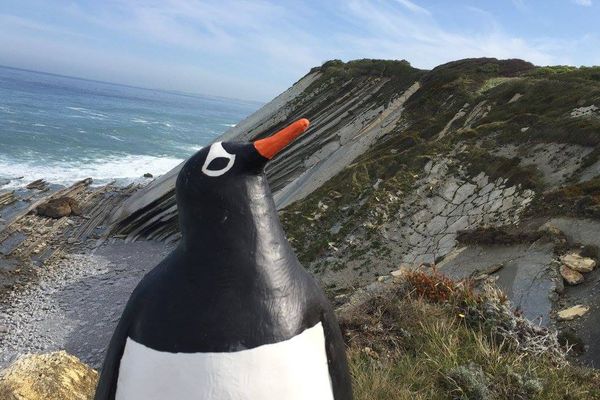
[[94, 302, 134, 400], [322, 306, 353, 400]]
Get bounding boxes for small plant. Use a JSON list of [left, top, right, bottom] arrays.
[[445, 363, 491, 400], [404, 268, 479, 305]]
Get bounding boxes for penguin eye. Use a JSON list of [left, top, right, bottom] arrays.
[[201, 142, 236, 177], [205, 157, 229, 171]]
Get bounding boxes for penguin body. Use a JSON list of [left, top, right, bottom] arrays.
[[95, 121, 352, 400]]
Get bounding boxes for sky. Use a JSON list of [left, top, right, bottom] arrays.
[[0, 0, 598, 102]]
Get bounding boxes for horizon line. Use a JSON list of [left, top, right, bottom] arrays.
[[0, 64, 265, 106]]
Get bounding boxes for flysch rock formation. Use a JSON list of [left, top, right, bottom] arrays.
[[0, 179, 137, 299], [107, 60, 425, 241]]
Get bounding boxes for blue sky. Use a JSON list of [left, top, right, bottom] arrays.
[[0, 0, 598, 102]]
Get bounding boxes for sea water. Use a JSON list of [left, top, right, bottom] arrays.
[[0, 66, 260, 188]]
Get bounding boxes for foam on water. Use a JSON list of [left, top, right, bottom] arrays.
[[0, 154, 184, 188], [66, 106, 108, 119]]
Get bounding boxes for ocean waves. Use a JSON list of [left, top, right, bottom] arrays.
[[0, 154, 184, 188], [0, 66, 259, 189]]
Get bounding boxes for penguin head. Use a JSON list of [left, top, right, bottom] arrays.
[[175, 119, 309, 235]]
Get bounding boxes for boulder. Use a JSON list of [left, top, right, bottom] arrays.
[[560, 265, 584, 285], [557, 305, 590, 321], [561, 253, 596, 273], [0, 351, 98, 400], [143, 173, 153, 178], [37, 197, 81, 219]]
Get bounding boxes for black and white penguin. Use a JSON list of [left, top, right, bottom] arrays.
[[95, 119, 353, 400]]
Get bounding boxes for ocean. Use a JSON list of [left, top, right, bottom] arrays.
[[0, 66, 260, 188]]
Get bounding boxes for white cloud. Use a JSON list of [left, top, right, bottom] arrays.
[[393, 0, 431, 15], [337, 0, 559, 68], [573, 0, 592, 6]]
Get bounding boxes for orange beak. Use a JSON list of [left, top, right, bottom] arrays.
[[254, 118, 310, 160]]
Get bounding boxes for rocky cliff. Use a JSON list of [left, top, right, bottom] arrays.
[[109, 57, 600, 366]]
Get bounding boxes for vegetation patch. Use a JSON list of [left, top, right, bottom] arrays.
[[527, 177, 600, 219], [525, 66, 600, 81], [471, 73, 600, 148], [404, 58, 534, 139], [459, 148, 544, 190], [280, 136, 442, 265], [341, 271, 600, 399]]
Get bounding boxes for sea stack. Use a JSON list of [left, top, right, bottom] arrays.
[[95, 119, 353, 400]]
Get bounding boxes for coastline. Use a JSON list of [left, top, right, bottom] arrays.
[[0, 176, 159, 368], [0, 178, 140, 302]]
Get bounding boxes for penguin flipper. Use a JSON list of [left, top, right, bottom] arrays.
[[322, 307, 353, 400], [94, 306, 132, 400]]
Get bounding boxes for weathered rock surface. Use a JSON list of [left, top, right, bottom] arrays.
[[25, 179, 49, 191], [1, 179, 138, 296], [308, 158, 536, 291], [0, 351, 97, 400], [492, 143, 592, 188], [571, 104, 598, 118], [543, 218, 600, 248]]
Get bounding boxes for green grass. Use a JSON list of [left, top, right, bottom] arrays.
[[527, 176, 600, 219], [525, 66, 600, 81]]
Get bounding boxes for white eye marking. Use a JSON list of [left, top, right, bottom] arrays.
[[201, 142, 236, 177]]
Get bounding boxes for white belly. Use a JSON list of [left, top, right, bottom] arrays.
[[115, 322, 334, 400]]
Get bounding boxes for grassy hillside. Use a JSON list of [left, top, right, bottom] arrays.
[[344, 271, 600, 399], [281, 58, 600, 278]]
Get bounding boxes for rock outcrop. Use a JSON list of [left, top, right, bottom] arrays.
[[561, 253, 596, 273]]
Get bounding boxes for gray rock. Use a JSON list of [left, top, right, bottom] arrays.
[[452, 183, 477, 205]]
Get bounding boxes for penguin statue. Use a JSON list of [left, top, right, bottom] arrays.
[[95, 119, 353, 400]]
